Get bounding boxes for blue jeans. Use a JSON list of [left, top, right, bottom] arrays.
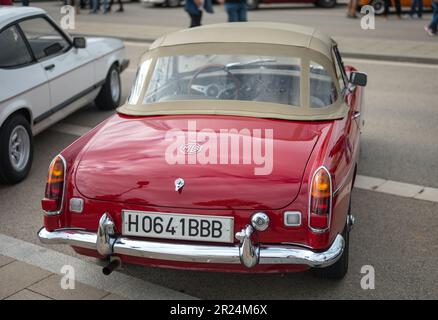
[[225, 2, 247, 22], [409, 0, 423, 17], [429, 1, 438, 32]]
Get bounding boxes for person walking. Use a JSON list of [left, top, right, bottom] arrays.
[[383, 0, 402, 19], [220, 0, 247, 22], [109, 0, 124, 13], [185, 0, 203, 28], [407, 0, 423, 18], [21, 0, 29, 6], [425, 0, 438, 35], [347, 0, 358, 18]]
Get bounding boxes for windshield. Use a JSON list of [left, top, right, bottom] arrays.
[[142, 54, 301, 106]]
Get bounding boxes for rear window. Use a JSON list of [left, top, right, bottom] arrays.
[[142, 54, 301, 106], [0, 25, 33, 68]]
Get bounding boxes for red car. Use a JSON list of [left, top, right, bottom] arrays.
[[247, 0, 337, 10], [38, 22, 367, 279]]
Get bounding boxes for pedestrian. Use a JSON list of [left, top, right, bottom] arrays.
[[407, 0, 423, 18], [109, 0, 124, 12], [220, 0, 247, 22], [425, 0, 438, 35], [185, 0, 213, 28], [0, 0, 13, 5], [21, 0, 29, 6], [347, 0, 358, 19], [383, 0, 402, 19]]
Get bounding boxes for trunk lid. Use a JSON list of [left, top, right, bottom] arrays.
[[75, 114, 327, 210]]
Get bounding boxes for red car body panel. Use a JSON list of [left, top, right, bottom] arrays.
[[43, 64, 363, 273]]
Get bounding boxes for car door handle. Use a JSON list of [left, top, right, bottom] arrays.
[[44, 64, 55, 71], [352, 111, 361, 119]]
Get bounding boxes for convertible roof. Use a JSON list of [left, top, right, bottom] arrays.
[[150, 22, 335, 59]]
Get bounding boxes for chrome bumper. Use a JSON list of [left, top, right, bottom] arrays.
[[38, 214, 344, 269]]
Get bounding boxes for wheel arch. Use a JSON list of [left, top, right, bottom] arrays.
[[0, 104, 33, 133]]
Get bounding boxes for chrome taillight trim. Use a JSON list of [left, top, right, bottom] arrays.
[[308, 165, 332, 234], [44, 154, 67, 216]]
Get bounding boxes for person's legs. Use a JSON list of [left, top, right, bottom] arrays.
[[237, 2, 247, 21], [429, 2, 438, 32], [225, 3, 239, 22], [21, 0, 29, 6], [90, 0, 98, 13], [394, 0, 402, 17], [189, 11, 202, 27], [417, 0, 423, 17], [103, 0, 110, 13], [383, 0, 390, 17], [117, 0, 124, 11]]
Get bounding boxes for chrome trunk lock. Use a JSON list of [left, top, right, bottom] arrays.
[[235, 225, 260, 268], [96, 213, 116, 256]]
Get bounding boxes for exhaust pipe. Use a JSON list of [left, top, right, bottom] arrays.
[[102, 258, 121, 275]]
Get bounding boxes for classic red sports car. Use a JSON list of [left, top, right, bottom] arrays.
[[38, 22, 367, 279]]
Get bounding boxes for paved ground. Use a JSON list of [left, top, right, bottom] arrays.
[[0, 37, 437, 299]]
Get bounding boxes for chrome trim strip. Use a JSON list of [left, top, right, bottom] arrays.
[[43, 154, 67, 216], [37, 227, 344, 268], [38, 228, 345, 268]]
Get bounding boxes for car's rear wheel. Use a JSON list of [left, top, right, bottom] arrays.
[[312, 195, 352, 280], [247, 0, 260, 10], [0, 114, 33, 184], [315, 0, 336, 8], [370, 0, 385, 15], [95, 64, 121, 110], [165, 0, 180, 7]]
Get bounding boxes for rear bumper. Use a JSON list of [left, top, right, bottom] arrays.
[[38, 215, 344, 270]]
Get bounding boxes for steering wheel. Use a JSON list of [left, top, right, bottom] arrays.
[[188, 64, 240, 100]]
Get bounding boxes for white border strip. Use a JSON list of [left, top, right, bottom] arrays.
[[355, 175, 438, 203], [0, 233, 197, 300]]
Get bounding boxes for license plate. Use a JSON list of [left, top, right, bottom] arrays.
[[122, 210, 234, 243]]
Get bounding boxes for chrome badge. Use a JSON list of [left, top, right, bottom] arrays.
[[180, 143, 202, 155], [175, 178, 185, 192]]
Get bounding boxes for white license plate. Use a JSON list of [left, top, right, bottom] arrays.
[[122, 210, 234, 243]]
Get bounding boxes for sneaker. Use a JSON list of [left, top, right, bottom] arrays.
[[424, 26, 436, 36]]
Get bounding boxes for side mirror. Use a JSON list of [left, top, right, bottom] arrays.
[[73, 37, 86, 49], [349, 72, 367, 87]]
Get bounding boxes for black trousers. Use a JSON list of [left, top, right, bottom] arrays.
[[110, 0, 123, 10], [384, 0, 401, 16], [189, 11, 203, 28]]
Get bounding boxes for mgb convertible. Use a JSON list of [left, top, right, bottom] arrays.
[[38, 23, 367, 279], [0, 7, 128, 184]]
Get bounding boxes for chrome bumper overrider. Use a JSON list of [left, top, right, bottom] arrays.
[[38, 213, 345, 269]]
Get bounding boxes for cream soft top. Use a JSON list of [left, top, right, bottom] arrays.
[[118, 23, 348, 122]]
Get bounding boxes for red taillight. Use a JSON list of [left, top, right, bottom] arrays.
[[309, 166, 332, 232], [42, 155, 65, 213]]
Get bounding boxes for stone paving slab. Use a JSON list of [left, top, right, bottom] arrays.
[[0, 261, 51, 299], [5, 289, 52, 300]]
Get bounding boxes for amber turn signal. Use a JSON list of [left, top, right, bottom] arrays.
[[42, 156, 65, 214], [309, 166, 332, 231]]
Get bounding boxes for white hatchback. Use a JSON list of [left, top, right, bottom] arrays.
[[0, 7, 129, 184]]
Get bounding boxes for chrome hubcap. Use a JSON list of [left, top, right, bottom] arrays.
[[110, 69, 120, 103], [9, 125, 30, 171]]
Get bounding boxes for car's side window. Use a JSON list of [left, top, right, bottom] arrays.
[[309, 61, 338, 108], [0, 25, 33, 68], [19, 17, 70, 61]]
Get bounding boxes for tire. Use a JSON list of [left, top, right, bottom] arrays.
[[95, 64, 121, 111], [165, 0, 180, 7], [312, 222, 349, 280], [315, 0, 336, 8], [370, 0, 385, 15], [247, 0, 260, 10], [0, 114, 33, 184]]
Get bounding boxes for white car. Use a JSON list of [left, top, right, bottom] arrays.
[[0, 7, 129, 184]]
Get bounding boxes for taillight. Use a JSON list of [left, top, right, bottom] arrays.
[[41, 155, 66, 214], [309, 166, 332, 232]]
